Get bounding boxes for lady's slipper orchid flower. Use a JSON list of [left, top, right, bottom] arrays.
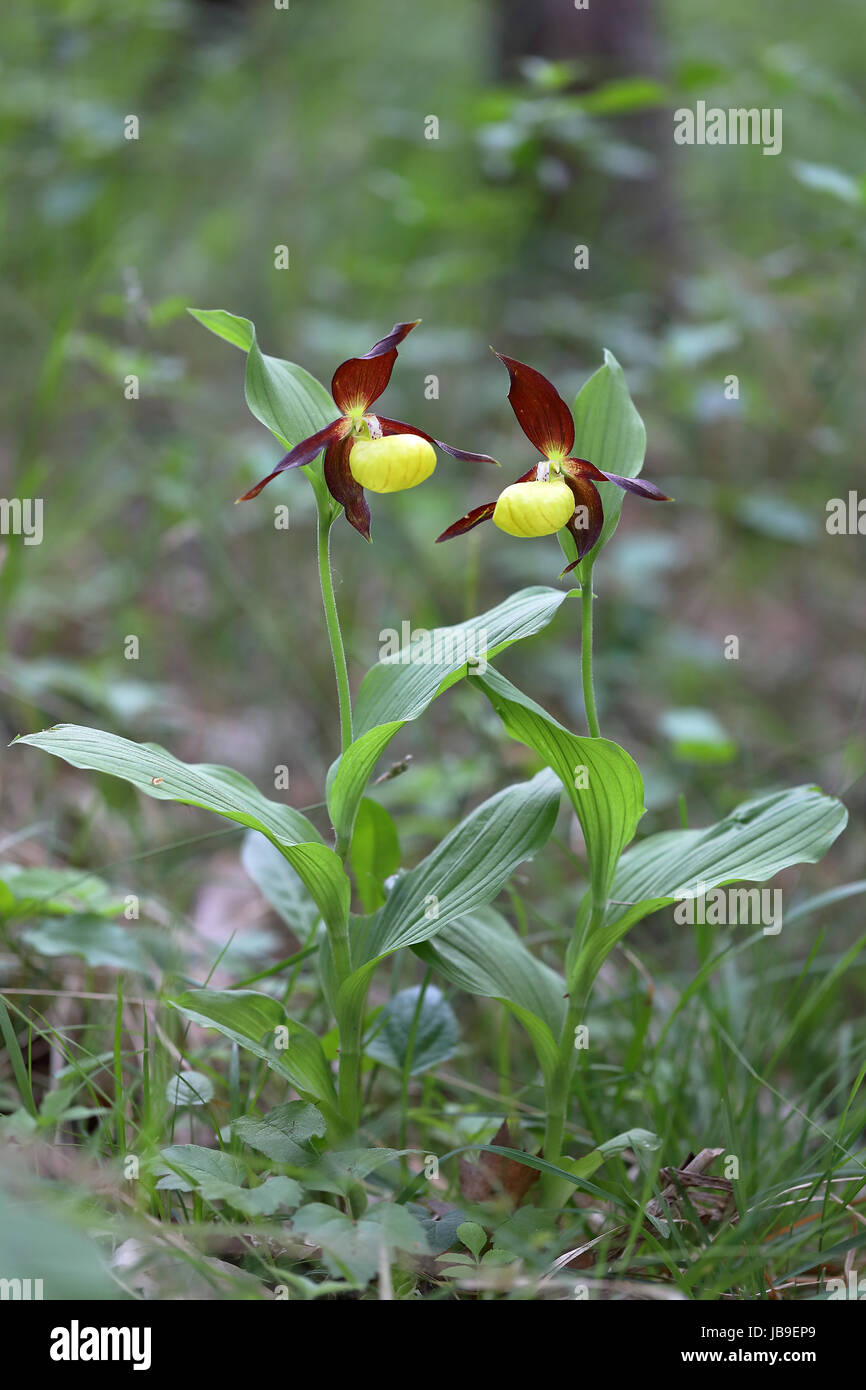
[[238, 320, 496, 539], [437, 352, 670, 571]]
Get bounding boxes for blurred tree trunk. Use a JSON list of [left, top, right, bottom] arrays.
[[493, 0, 682, 310], [496, 0, 663, 77]]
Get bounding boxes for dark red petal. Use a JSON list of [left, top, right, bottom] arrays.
[[324, 435, 371, 541], [377, 416, 498, 465], [560, 477, 604, 572], [435, 464, 538, 543], [237, 418, 347, 501], [435, 502, 496, 542], [564, 455, 609, 485], [509, 464, 547, 485], [493, 351, 575, 459], [330, 321, 421, 414], [596, 470, 671, 501]]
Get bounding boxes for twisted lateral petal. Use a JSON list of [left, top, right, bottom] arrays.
[[435, 501, 496, 542], [494, 351, 575, 460], [330, 320, 421, 414], [237, 418, 347, 501], [561, 476, 604, 572], [377, 416, 498, 465], [597, 470, 671, 501], [324, 435, 371, 541], [435, 464, 539, 542]]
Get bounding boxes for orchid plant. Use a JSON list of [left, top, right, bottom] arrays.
[[14, 311, 847, 1266]]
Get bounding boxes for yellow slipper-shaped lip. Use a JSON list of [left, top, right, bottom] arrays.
[[492, 478, 575, 537], [349, 435, 436, 494]]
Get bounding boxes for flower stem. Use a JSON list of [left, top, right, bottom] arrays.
[[542, 900, 603, 1204], [311, 482, 361, 1130], [316, 494, 353, 756], [580, 563, 601, 739]]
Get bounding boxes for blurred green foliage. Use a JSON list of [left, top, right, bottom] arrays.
[[1, 0, 863, 912]]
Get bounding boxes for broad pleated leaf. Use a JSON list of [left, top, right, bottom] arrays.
[[241, 831, 321, 937], [560, 349, 647, 576], [349, 797, 400, 914], [327, 586, 575, 842], [245, 326, 335, 452], [416, 907, 565, 1037], [169, 989, 338, 1118], [189, 306, 334, 454], [470, 666, 644, 906], [187, 307, 254, 353], [15, 725, 350, 934], [334, 771, 562, 1034], [416, 906, 566, 1086], [354, 768, 561, 963], [571, 784, 848, 994]]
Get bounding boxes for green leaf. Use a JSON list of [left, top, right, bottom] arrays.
[[457, 1220, 486, 1260], [168, 989, 338, 1117], [165, 1071, 215, 1108], [15, 725, 350, 935], [20, 916, 174, 975], [792, 161, 863, 206], [240, 831, 321, 936], [233, 1101, 326, 1164], [244, 325, 334, 451], [353, 587, 575, 738], [323, 1148, 408, 1181], [561, 349, 647, 575], [416, 908, 563, 1028], [298, 1147, 410, 1196], [291, 1201, 429, 1284], [470, 666, 644, 905], [223, 1175, 303, 1219], [325, 724, 404, 846], [0, 863, 125, 919], [567, 1127, 661, 1180], [187, 307, 254, 352], [334, 772, 562, 1058], [156, 1144, 246, 1193], [155, 1148, 302, 1216], [290, 1204, 378, 1283], [366, 1202, 430, 1257], [189, 308, 334, 452], [579, 77, 668, 114], [415, 906, 565, 1086], [354, 769, 561, 965], [659, 707, 736, 765], [366, 984, 459, 1075], [327, 586, 575, 844], [350, 798, 400, 914], [571, 784, 848, 995], [0, 1182, 117, 1299]]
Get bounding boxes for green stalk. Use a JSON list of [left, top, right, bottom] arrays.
[[316, 492, 353, 757], [580, 561, 601, 739], [399, 970, 431, 1177], [542, 895, 605, 1205], [335, 980, 365, 1136], [542, 554, 601, 1181], [312, 479, 360, 1130]]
